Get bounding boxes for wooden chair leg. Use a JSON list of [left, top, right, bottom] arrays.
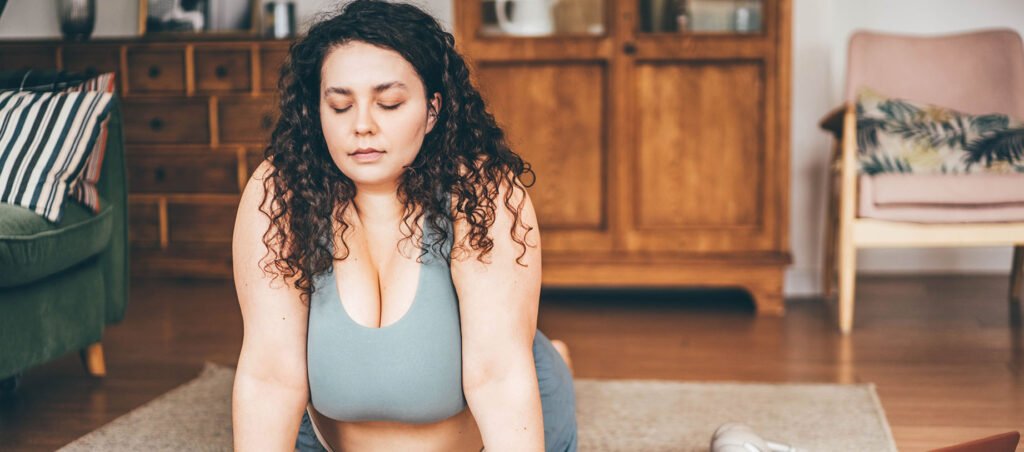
[[836, 105, 858, 334], [823, 158, 839, 299], [80, 342, 106, 377], [837, 224, 857, 335], [1011, 245, 1024, 304]]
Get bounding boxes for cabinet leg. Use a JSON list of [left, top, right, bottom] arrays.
[[748, 284, 785, 316], [80, 342, 106, 377]]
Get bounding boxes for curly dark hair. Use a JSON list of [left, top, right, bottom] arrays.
[[258, 0, 537, 303]]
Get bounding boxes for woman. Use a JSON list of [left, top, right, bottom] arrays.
[[230, 1, 578, 451]]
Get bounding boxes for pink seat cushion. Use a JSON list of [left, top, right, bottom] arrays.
[[858, 174, 1024, 223], [871, 173, 1024, 205]]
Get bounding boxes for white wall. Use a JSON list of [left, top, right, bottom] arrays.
[[4, 1, 1024, 296]]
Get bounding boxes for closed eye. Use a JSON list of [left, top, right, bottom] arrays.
[[331, 103, 403, 113]]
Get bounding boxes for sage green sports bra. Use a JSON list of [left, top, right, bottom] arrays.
[[306, 196, 467, 424]]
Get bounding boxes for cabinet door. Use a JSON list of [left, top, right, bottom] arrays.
[[454, 0, 615, 254], [617, 0, 786, 253]]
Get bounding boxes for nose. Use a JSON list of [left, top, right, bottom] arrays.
[[354, 103, 377, 136]]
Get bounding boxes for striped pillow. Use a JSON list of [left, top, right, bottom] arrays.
[[65, 72, 116, 213], [0, 89, 114, 223]]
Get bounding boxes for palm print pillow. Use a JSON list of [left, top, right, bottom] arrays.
[[855, 88, 1024, 175]]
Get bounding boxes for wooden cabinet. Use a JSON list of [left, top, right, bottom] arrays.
[[455, 0, 791, 313]]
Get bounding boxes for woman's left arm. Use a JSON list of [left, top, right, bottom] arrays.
[[451, 175, 544, 452]]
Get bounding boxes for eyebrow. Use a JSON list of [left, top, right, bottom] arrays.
[[324, 81, 408, 97]]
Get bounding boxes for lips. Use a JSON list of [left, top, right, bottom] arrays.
[[349, 147, 385, 163], [351, 147, 383, 155]]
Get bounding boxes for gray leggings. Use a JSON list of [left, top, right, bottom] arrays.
[[296, 329, 578, 452]]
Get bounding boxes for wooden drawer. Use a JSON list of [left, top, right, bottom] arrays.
[[127, 148, 241, 194], [168, 201, 238, 244], [195, 49, 251, 92], [0, 46, 57, 71], [128, 200, 160, 248], [218, 96, 277, 144], [62, 45, 122, 92], [126, 48, 185, 93], [122, 98, 209, 144], [259, 48, 288, 92]]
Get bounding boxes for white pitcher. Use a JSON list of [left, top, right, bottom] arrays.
[[495, 0, 560, 36]]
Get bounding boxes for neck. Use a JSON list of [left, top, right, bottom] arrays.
[[351, 184, 405, 225]]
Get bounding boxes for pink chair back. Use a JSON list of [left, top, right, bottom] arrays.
[[844, 28, 1024, 118]]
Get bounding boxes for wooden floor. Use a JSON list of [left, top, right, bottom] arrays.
[[1, 274, 1022, 451]]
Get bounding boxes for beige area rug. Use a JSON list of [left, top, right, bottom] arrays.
[[58, 362, 897, 452]]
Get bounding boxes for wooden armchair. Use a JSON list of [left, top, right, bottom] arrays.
[[819, 29, 1024, 334]]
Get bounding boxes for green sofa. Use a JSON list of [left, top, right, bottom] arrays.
[[0, 80, 130, 393]]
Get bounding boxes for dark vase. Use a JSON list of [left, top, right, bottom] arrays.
[[57, 0, 96, 41]]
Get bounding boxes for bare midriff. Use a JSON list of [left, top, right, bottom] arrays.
[[309, 405, 484, 452]]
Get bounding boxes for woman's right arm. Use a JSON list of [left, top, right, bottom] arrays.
[[232, 161, 310, 451]]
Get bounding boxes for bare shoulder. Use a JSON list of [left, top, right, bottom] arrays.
[[234, 159, 286, 282], [449, 157, 539, 264], [233, 158, 304, 302], [237, 159, 276, 221], [239, 159, 277, 218]]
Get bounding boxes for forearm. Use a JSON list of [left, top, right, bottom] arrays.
[[232, 373, 308, 451], [464, 375, 545, 452]]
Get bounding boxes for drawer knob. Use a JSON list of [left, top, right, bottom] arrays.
[[622, 42, 637, 55], [154, 167, 166, 182], [215, 65, 228, 78], [260, 113, 274, 130], [149, 117, 164, 131], [148, 65, 161, 78]]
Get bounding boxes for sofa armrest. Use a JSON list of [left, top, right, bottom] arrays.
[[96, 95, 130, 324]]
